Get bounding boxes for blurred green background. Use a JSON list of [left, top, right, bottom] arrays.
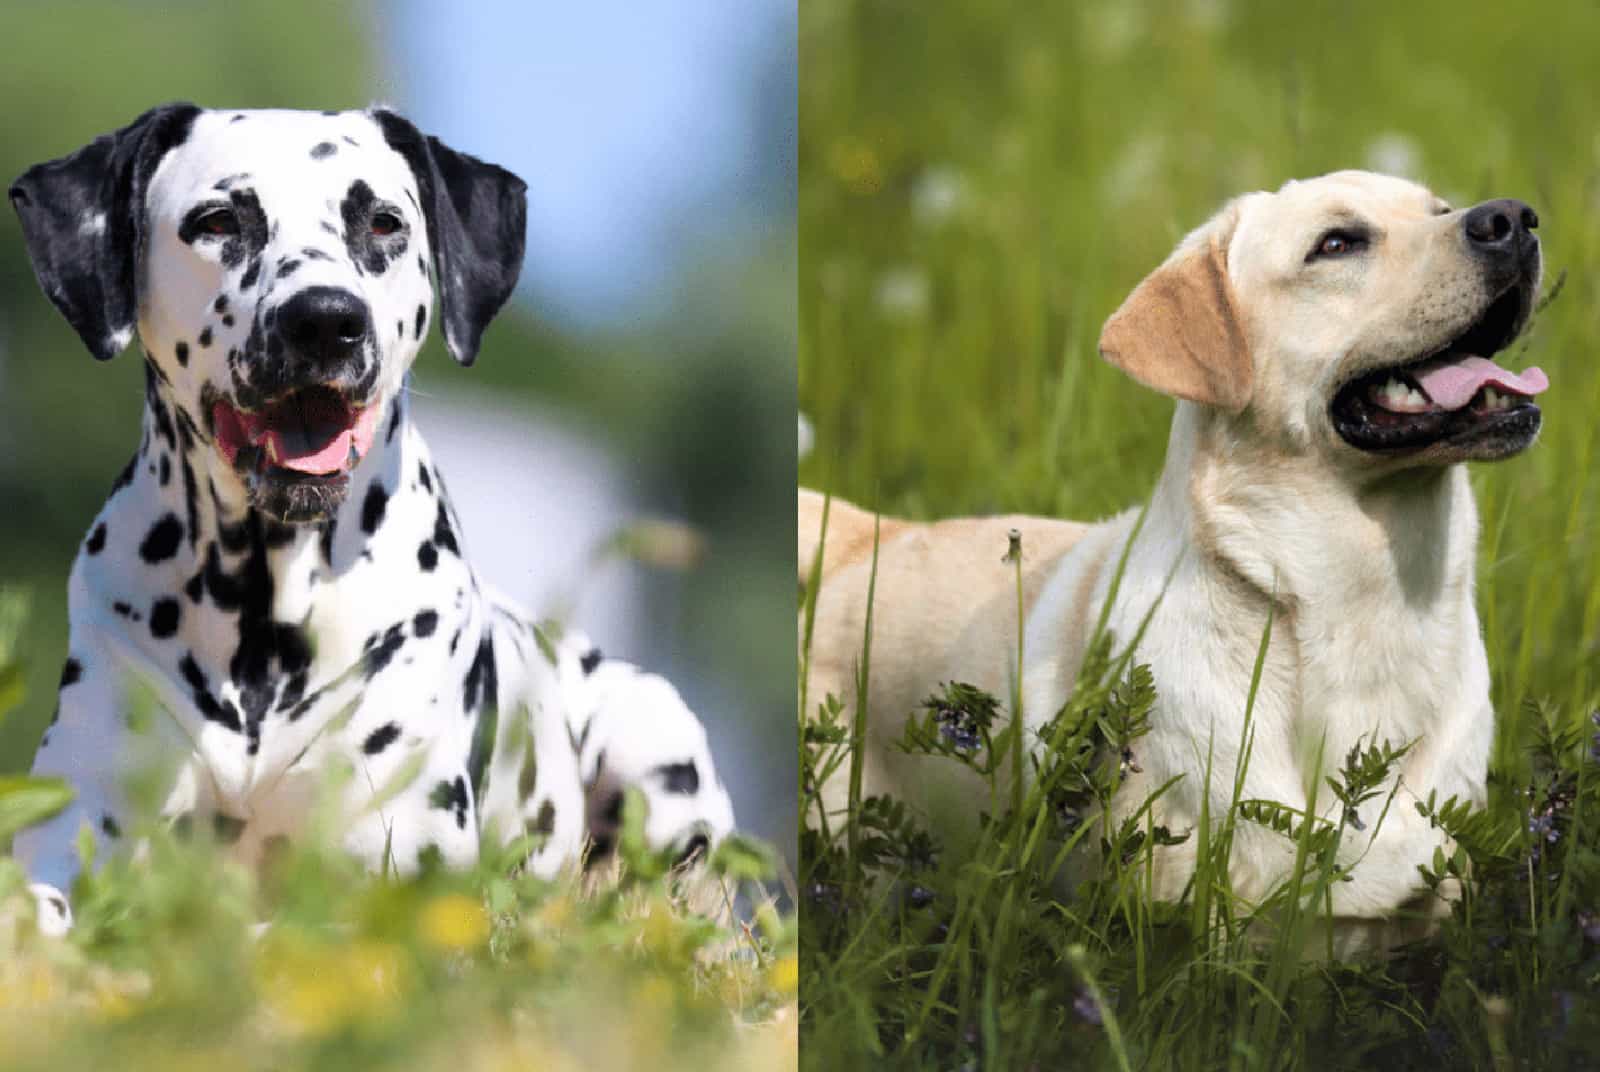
[[0, 2, 796, 860], [800, 0, 1600, 761]]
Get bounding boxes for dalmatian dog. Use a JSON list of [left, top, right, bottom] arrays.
[[8, 103, 735, 935]]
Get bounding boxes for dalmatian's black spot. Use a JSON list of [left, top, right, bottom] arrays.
[[361, 481, 388, 535], [149, 597, 181, 639], [159, 454, 172, 487], [580, 648, 602, 675], [85, 523, 107, 555], [179, 653, 242, 732], [213, 295, 229, 314], [240, 256, 262, 289], [198, 326, 213, 348], [414, 304, 426, 340], [181, 460, 199, 549], [100, 814, 122, 839], [412, 609, 438, 637], [59, 658, 82, 689], [463, 635, 497, 715], [222, 314, 234, 327], [276, 669, 308, 714], [175, 341, 189, 366], [320, 220, 339, 237], [530, 800, 556, 837], [417, 463, 432, 493], [145, 368, 177, 448], [343, 136, 359, 147], [139, 514, 183, 563], [674, 833, 711, 868], [110, 454, 136, 496], [276, 258, 301, 280], [310, 141, 337, 160], [363, 624, 406, 678], [213, 172, 249, 189], [464, 638, 499, 796], [449, 628, 461, 655], [432, 499, 460, 558], [302, 247, 333, 262], [230, 114, 246, 123], [396, 319, 404, 339], [263, 522, 297, 549], [429, 776, 470, 830], [657, 761, 700, 795], [212, 814, 246, 844], [386, 402, 402, 444], [219, 518, 251, 554], [362, 721, 402, 755], [418, 541, 438, 571], [339, 178, 408, 276], [417, 254, 428, 276]]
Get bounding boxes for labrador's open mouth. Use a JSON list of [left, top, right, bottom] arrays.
[[1330, 286, 1548, 455]]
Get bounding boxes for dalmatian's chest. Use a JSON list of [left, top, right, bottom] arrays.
[[69, 414, 539, 842]]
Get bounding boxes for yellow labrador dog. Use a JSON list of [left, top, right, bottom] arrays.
[[801, 171, 1549, 926]]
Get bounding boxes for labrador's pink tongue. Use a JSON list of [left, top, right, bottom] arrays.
[[1413, 356, 1549, 410]]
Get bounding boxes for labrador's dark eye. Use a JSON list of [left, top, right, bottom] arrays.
[[1309, 229, 1368, 260], [370, 211, 403, 237], [195, 207, 239, 237]]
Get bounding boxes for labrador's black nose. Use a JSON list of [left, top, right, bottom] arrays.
[[1463, 198, 1539, 258], [276, 286, 370, 366]]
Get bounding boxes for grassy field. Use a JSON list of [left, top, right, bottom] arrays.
[[799, 0, 1600, 1067], [0, 592, 795, 1072]]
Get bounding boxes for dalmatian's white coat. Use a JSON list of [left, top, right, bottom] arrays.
[[9, 105, 734, 934]]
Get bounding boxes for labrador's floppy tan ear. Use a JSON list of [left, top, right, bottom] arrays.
[[1098, 211, 1252, 412]]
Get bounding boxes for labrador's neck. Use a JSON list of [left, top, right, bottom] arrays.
[[1157, 402, 1478, 619]]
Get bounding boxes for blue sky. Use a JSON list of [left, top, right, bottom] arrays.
[[388, 0, 794, 331]]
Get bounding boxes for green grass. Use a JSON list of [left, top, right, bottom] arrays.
[[0, 591, 795, 1071], [799, 0, 1600, 1066]]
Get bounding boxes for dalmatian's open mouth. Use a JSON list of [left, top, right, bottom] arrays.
[[212, 386, 380, 479]]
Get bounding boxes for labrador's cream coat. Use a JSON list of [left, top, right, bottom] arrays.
[[801, 171, 1546, 930]]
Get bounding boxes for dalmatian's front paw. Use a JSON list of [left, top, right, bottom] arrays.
[[577, 661, 737, 864], [28, 883, 73, 937]]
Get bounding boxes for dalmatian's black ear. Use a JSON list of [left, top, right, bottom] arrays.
[[9, 103, 201, 362], [371, 110, 527, 367]]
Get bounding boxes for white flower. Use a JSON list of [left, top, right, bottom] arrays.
[[1364, 133, 1422, 179], [875, 267, 930, 320]]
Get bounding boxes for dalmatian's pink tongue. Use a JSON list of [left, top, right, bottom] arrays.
[[261, 402, 381, 473], [213, 395, 380, 475], [1409, 356, 1549, 410]]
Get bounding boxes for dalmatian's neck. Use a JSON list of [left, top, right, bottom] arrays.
[[90, 365, 478, 740]]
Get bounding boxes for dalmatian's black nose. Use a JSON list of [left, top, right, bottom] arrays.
[[277, 286, 371, 367]]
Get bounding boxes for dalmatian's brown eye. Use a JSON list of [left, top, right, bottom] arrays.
[[195, 207, 239, 237], [370, 211, 403, 237]]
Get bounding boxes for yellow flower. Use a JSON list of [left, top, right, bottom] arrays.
[[766, 954, 799, 995], [827, 137, 883, 195], [258, 937, 407, 1036], [419, 892, 491, 952]]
